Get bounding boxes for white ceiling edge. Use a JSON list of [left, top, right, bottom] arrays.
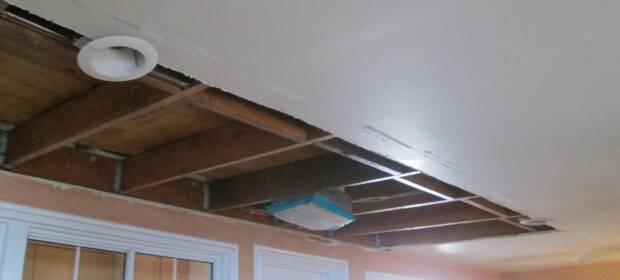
[[395, 231, 620, 273], [9, 0, 620, 273]]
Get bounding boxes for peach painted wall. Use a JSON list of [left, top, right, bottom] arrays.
[[501, 262, 620, 280], [0, 172, 498, 280]]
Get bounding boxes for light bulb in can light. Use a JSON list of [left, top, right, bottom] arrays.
[[77, 35, 158, 82]]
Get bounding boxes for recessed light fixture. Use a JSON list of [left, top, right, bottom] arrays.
[[519, 217, 552, 226], [77, 35, 158, 82]]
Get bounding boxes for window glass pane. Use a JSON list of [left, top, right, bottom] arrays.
[[22, 240, 76, 280], [177, 259, 212, 280], [22, 241, 213, 280], [78, 247, 125, 280], [134, 253, 174, 280]]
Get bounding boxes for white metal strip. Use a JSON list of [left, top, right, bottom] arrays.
[[172, 258, 177, 280], [0, 222, 28, 280], [124, 250, 135, 280], [72, 246, 81, 280]]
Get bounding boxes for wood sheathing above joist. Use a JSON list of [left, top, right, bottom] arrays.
[[0, 7, 552, 249]]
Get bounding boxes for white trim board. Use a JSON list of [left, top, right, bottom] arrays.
[[0, 201, 238, 280], [365, 271, 422, 280], [0, 223, 5, 275], [255, 245, 348, 280]]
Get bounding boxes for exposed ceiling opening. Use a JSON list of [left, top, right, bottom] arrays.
[[0, 3, 553, 253]]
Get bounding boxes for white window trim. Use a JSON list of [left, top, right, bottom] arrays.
[[0, 201, 237, 280], [365, 271, 421, 280], [254, 245, 348, 280], [0, 222, 6, 275]]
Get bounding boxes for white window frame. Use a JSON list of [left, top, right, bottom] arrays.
[[365, 271, 421, 280], [254, 245, 348, 280], [0, 222, 6, 275], [0, 201, 238, 280]]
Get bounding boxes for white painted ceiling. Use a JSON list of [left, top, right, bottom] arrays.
[[11, 0, 620, 273]]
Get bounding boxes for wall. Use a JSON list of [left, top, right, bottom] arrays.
[[0, 172, 496, 280], [501, 262, 620, 280]]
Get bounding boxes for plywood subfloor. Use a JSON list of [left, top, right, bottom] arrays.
[[199, 145, 327, 180], [0, 19, 96, 124], [79, 99, 232, 155]]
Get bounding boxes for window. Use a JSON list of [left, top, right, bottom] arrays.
[[23, 240, 125, 280], [176, 258, 212, 280], [79, 247, 125, 280], [21, 241, 214, 280], [254, 245, 348, 280], [134, 254, 173, 280], [134, 253, 212, 280], [0, 202, 237, 280]]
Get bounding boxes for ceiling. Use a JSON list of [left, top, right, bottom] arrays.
[[0, 6, 547, 253], [9, 0, 620, 272]]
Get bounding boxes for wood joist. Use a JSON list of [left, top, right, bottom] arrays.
[[5, 81, 206, 166], [334, 201, 513, 237], [338, 220, 530, 247], [0, 7, 553, 249], [209, 153, 388, 211]]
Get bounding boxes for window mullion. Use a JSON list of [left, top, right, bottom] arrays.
[[1, 222, 28, 280], [172, 258, 178, 280], [71, 246, 81, 280], [124, 250, 135, 280]]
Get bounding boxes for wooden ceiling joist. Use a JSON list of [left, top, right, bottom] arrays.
[[5, 72, 206, 167], [188, 89, 323, 142], [345, 180, 420, 201], [317, 138, 415, 175], [316, 139, 475, 202], [12, 144, 206, 210], [127, 178, 205, 211], [121, 122, 334, 192], [396, 174, 473, 200], [208, 153, 388, 211], [198, 145, 328, 181], [352, 192, 445, 215], [383, 220, 530, 246], [335, 201, 498, 237], [464, 197, 535, 232], [345, 179, 446, 215], [340, 220, 530, 247], [14, 146, 117, 192], [465, 197, 519, 217]]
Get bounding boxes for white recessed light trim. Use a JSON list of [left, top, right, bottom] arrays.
[[77, 35, 158, 82]]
